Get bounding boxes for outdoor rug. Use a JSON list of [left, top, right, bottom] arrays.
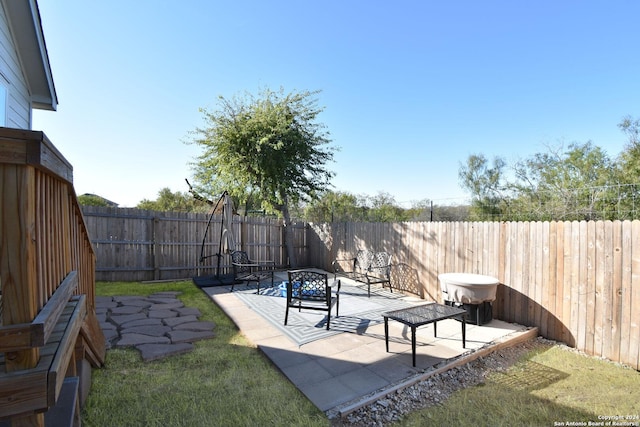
[[233, 279, 422, 346]]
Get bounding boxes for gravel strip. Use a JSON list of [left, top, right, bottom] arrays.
[[331, 336, 556, 427]]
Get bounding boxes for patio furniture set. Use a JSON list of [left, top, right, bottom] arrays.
[[228, 249, 499, 366], [332, 249, 392, 297]]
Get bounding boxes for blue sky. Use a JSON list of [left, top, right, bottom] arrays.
[[32, 1, 640, 208]]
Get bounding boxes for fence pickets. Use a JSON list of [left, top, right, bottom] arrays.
[[308, 219, 639, 371], [81, 206, 297, 282], [81, 206, 639, 370]]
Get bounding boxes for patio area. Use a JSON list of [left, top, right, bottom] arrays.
[[201, 270, 537, 418]]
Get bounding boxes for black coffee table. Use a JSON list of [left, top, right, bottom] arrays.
[[383, 303, 467, 367]]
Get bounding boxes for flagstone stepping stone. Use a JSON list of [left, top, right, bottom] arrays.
[[163, 315, 199, 327], [121, 325, 172, 337], [96, 296, 117, 305], [111, 305, 144, 315], [100, 321, 117, 331], [148, 309, 178, 319], [148, 297, 183, 305], [118, 299, 153, 308], [96, 300, 118, 310], [110, 313, 147, 326], [113, 296, 149, 303], [102, 328, 119, 349], [121, 318, 161, 328], [166, 329, 215, 343], [149, 302, 184, 310], [137, 343, 194, 362], [173, 321, 216, 331], [97, 292, 216, 361], [117, 333, 171, 347], [173, 307, 201, 317]]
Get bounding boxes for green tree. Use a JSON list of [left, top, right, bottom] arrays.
[[617, 115, 640, 180], [404, 199, 433, 221], [365, 192, 407, 222], [458, 154, 508, 220], [618, 115, 640, 148], [304, 192, 460, 223], [512, 142, 614, 220], [188, 87, 336, 267], [303, 191, 365, 223], [459, 142, 616, 221], [137, 188, 206, 212], [77, 193, 115, 207], [405, 200, 470, 221], [431, 203, 470, 221], [614, 115, 640, 219]]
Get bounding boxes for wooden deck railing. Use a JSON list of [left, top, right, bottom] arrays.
[[0, 128, 105, 426]]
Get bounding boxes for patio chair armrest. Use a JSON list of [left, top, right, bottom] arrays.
[[252, 259, 275, 266], [233, 261, 273, 269], [332, 257, 356, 272], [368, 264, 390, 274]]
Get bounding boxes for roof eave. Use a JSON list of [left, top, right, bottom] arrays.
[[2, 0, 58, 111]]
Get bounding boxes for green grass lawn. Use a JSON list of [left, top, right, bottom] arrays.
[[398, 343, 640, 427], [84, 280, 640, 427], [83, 280, 328, 427]]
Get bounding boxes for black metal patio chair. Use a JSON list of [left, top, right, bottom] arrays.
[[230, 250, 275, 293], [285, 270, 341, 330], [364, 251, 392, 297]]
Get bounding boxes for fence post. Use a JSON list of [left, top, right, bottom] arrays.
[[153, 216, 160, 281]]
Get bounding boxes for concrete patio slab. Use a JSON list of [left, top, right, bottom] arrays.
[[202, 271, 537, 418]]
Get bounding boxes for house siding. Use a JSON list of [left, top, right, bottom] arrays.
[[0, 3, 32, 129]]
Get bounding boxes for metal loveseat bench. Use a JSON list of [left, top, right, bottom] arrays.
[[332, 249, 392, 297]]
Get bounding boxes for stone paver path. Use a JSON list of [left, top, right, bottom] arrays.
[[96, 291, 215, 361]]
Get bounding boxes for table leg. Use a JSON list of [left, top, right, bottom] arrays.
[[462, 316, 466, 348], [433, 320, 437, 337], [384, 317, 389, 352], [411, 326, 416, 367]]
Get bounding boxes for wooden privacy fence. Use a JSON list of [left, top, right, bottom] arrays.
[[306, 220, 640, 370], [81, 205, 640, 370], [81, 206, 308, 282]]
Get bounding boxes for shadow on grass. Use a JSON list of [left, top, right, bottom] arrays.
[[401, 344, 602, 427], [490, 359, 569, 391]]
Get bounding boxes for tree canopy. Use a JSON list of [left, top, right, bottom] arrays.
[[77, 193, 116, 207], [187, 87, 336, 266], [301, 190, 466, 223], [458, 116, 640, 221], [137, 188, 208, 212]]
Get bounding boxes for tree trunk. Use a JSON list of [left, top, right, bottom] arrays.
[[280, 195, 298, 268]]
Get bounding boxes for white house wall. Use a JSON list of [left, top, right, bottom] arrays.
[[0, 3, 33, 129]]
